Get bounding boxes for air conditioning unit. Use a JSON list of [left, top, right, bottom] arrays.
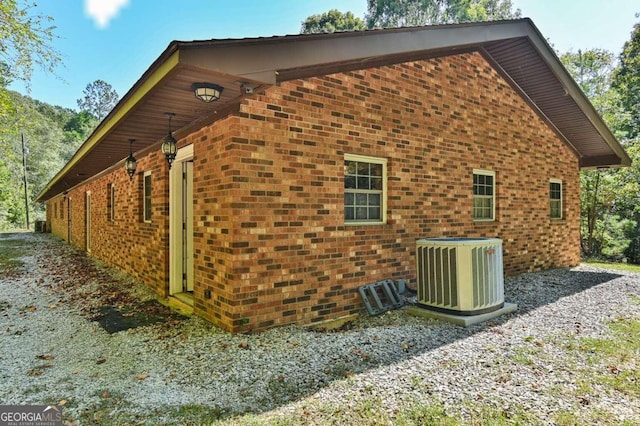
[[416, 237, 504, 315]]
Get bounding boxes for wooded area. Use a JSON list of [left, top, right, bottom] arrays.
[[2, 0, 640, 263]]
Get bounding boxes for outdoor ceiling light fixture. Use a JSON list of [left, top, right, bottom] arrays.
[[161, 112, 178, 169], [191, 82, 224, 103], [125, 139, 137, 181]]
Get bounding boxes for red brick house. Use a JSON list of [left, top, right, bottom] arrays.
[[37, 19, 630, 332]]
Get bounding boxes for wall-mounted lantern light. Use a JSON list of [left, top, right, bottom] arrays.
[[191, 82, 224, 103], [161, 112, 177, 169], [125, 139, 137, 181]]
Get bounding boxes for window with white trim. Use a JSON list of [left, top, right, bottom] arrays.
[[550, 179, 563, 219], [473, 169, 495, 221], [143, 171, 152, 222], [344, 154, 386, 224]]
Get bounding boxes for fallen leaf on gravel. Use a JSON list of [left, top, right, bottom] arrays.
[[102, 391, 110, 399], [27, 369, 43, 376], [72, 369, 79, 374], [49, 304, 57, 309], [136, 373, 148, 380], [28, 306, 36, 312], [238, 342, 249, 349], [59, 399, 68, 406], [36, 354, 54, 360], [96, 358, 106, 364]]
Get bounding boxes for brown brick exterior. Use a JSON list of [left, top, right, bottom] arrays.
[[46, 52, 580, 333], [48, 151, 170, 295]]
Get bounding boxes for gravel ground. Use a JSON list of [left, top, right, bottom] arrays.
[[1, 232, 639, 425]]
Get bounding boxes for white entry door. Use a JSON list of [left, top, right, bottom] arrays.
[[169, 145, 194, 295]]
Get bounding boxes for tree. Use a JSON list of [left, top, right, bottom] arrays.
[[0, 90, 93, 229], [613, 20, 640, 139], [62, 111, 98, 162], [365, 0, 521, 29], [301, 9, 366, 34], [76, 80, 119, 121], [0, 0, 60, 115]]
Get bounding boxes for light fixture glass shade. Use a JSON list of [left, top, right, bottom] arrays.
[[162, 112, 178, 169], [125, 154, 137, 180], [162, 132, 178, 169], [125, 139, 137, 181], [191, 82, 224, 103]]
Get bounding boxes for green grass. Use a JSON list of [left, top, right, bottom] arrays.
[[0, 240, 27, 270], [582, 259, 640, 273], [579, 317, 640, 398]]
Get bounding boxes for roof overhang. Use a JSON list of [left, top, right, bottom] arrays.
[[36, 18, 630, 202]]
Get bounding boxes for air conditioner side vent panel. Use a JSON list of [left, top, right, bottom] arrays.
[[416, 238, 504, 315]]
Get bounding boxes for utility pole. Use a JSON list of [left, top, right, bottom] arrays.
[[22, 133, 30, 229]]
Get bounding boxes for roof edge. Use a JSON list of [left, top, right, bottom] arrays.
[[35, 50, 181, 202]]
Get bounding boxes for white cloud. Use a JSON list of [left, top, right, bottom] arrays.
[[85, 0, 130, 29]]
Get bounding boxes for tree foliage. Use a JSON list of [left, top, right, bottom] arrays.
[[0, 91, 94, 229], [613, 21, 640, 139], [365, 0, 521, 28], [0, 0, 60, 85], [0, 0, 61, 117], [301, 9, 366, 34], [561, 39, 640, 262], [76, 79, 119, 121]]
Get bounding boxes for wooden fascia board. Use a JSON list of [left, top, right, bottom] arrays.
[[35, 51, 181, 202]]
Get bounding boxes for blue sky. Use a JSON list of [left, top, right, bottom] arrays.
[[9, 0, 640, 111]]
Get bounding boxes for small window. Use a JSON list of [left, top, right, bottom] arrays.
[[60, 200, 64, 220], [473, 170, 495, 221], [108, 183, 115, 221], [54, 202, 58, 219], [143, 171, 152, 222], [344, 154, 387, 224], [550, 179, 563, 219]]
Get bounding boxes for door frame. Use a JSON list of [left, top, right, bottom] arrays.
[[169, 144, 194, 295], [85, 191, 91, 253], [67, 197, 72, 243]]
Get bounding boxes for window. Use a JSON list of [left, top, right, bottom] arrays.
[[108, 183, 115, 221], [344, 154, 386, 224], [143, 171, 152, 222], [550, 179, 563, 219], [54, 202, 58, 219], [60, 200, 64, 220], [473, 170, 495, 221]]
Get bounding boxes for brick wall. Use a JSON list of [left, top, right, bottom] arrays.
[[46, 150, 170, 296], [191, 51, 580, 332], [45, 51, 580, 333]]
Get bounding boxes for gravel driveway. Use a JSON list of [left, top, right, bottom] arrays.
[[1, 232, 639, 425]]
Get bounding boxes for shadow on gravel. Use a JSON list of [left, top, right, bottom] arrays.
[[503, 268, 623, 318], [93, 301, 185, 334]]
